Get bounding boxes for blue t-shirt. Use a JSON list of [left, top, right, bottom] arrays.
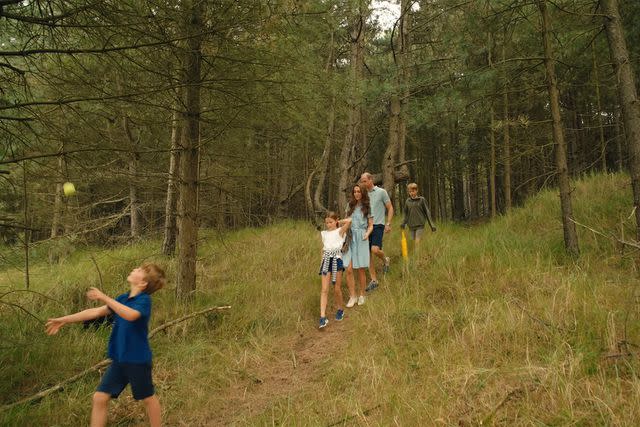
[[368, 186, 391, 225], [107, 292, 152, 364]]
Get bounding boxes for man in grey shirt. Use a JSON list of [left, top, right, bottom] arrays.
[[360, 172, 394, 292]]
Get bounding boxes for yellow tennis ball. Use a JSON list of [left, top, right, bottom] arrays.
[[63, 182, 76, 197]]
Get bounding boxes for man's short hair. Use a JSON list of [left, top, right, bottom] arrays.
[[407, 183, 418, 191]]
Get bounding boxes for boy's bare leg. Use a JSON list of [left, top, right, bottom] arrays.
[[143, 395, 162, 427], [90, 392, 111, 427]]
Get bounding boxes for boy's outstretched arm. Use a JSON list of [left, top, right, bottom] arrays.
[[87, 288, 142, 322], [46, 305, 110, 335]]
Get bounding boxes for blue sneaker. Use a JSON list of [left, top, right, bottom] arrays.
[[365, 280, 378, 292], [319, 317, 328, 329], [335, 309, 344, 321]]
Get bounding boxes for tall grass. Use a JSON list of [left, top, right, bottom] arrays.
[[2, 173, 640, 425]]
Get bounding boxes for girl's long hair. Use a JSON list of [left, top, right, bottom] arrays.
[[346, 184, 370, 218]]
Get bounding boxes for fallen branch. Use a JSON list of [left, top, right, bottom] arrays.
[[0, 305, 231, 412], [568, 217, 640, 251], [148, 305, 231, 339]]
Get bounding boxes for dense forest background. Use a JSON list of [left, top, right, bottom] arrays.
[[2, 0, 640, 293]]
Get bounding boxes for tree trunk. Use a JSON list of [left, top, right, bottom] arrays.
[[617, 109, 625, 171], [310, 32, 336, 217], [592, 43, 607, 172], [397, 0, 412, 181], [502, 43, 512, 212], [382, 95, 401, 198], [176, 1, 203, 300], [162, 109, 182, 256], [337, 5, 366, 214], [601, 0, 640, 240], [51, 149, 65, 239], [123, 115, 141, 239], [538, 0, 579, 256]]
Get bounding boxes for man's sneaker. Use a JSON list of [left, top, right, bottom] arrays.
[[382, 257, 391, 273], [335, 309, 344, 321], [319, 317, 328, 329], [357, 296, 365, 306], [346, 297, 358, 308], [365, 280, 378, 292]]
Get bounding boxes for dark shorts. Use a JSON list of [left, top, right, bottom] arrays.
[[369, 224, 385, 249], [97, 362, 155, 400], [319, 257, 344, 277]]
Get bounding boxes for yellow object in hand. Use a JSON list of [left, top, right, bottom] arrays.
[[63, 182, 76, 197], [401, 229, 408, 259]]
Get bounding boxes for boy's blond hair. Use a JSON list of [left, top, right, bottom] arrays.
[[141, 263, 166, 295], [407, 182, 418, 191]]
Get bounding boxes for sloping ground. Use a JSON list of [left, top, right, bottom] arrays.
[[3, 173, 640, 425]]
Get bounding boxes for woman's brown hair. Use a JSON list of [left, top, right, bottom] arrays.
[[346, 184, 370, 218]]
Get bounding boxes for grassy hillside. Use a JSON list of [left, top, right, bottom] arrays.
[[2, 172, 640, 425]]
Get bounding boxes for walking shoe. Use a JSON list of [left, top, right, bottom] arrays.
[[319, 317, 328, 329], [357, 296, 365, 306], [346, 297, 358, 308], [335, 309, 344, 321], [382, 256, 391, 273], [365, 280, 378, 292]]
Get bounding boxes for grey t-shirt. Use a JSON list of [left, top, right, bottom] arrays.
[[368, 186, 391, 225]]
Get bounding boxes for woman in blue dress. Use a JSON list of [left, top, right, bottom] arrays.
[[343, 184, 373, 307]]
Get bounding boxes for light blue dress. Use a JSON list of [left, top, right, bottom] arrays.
[[342, 205, 370, 269]]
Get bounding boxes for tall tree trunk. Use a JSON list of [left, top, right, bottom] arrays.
[[22, 162, 30, 289], [310, 31, 336, 217], [502, 43, 512, 212], [382, 0, 412, 199], [277, 144, 291, 218], [338, 4, 366, 213], [162, 109, 182, 256], [486, 32, 497, 218], [538, 0, 579, 256], [451, 118, 465, 221], [397, 0, 412, 182], [51, 148, 65, 239], [617, 110, 625, 171], [176, 1, 203, 300], [382, 95, 401, 196], [123, 115, 141, 239], [601, 0, 640, 240], [592, 43, 607, 172]]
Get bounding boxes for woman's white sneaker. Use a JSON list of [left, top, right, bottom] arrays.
[[357, 296, 365, 306], [346, 297, 358, 308]]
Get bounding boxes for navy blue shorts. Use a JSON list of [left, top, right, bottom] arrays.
[[369, 224, 385, 249], [319, 257, 344, 275], [97, 362, 155, 400]]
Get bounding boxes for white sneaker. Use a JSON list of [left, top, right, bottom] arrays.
[[357, 296, 365, 306], [346, 297, 358, 308]]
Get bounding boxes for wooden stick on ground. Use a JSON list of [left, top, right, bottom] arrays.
[[1, 305, 231, 412]]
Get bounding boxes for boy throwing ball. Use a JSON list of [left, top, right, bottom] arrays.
[[46, 263, 166, 427]]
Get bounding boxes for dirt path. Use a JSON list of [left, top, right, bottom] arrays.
[[210, 316, 352, 425]]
